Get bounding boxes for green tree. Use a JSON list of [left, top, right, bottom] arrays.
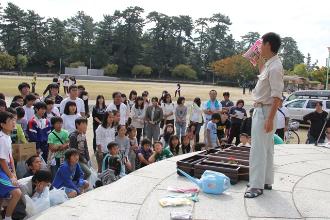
[[67, 11, 95, 64], [69, 61, 85, 68], [46, 60, 55, 73], [310, 67, 327, 83], [23, 10, 48, 65], [280, 37, 304, 70], [131, 64, 152, 78], [293, 63, 308, 78], [16, 54, 28, 73], [0, 3, 26, 56], [240, 32, 260, 50], [103, 64, 118, 76], [113, 7, 145, 74], [0, 52, 16, 69], [172, 64, 197, 80]]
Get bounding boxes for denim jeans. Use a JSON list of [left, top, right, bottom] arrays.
[[176, 122, 186, 139]]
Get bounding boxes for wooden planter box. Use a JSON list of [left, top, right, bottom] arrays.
[[177, 154, 206, 176]]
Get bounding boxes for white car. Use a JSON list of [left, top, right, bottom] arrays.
[[284, 99, 330, 122]]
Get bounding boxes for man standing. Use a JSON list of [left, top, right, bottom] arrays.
[[245, 33, 284, 198], [106, 92, 128, 126], [275, 98, 289, 140], [303, 101, 328, 144], [203, 90, 222, 137], [59, 85, 85, 117]]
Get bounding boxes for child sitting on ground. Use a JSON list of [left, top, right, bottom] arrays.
[[159, 124, 175, 148], [101, 142, 126, 185], [0, 111, 22, 220], [31, 170, 52, 198], [27, 102, 52, 162], [185, 123, 197, 151], [48, 117, 70, 177], [148, 141, 173, 163], [52, 149, 89, 198], [181, 135, 191, 154], [169, 135, 180, 155], [23, 155, 42, 178], [137, 138, 153, 168], [237, 133, 251, 147], [102, 142, 126, 176]]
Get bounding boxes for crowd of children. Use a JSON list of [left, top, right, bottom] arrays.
[[4, 78, 330, 220]]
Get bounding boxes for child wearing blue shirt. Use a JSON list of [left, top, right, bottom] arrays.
[[52, 149, 89, 198], [206, 113, 221, 149], [27, 102, 51, 162], [0, 112, 22, 220]]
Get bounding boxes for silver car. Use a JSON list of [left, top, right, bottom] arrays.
[[284, 99, 330, 122]]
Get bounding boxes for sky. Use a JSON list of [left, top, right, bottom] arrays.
[[3, 0, 330, 66]]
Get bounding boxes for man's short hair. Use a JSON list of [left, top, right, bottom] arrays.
[[25, 94, 36, 102], [112, 92, 121, 99], [107, 141, 118, 150], [16, 107, 25, 118], [316, 101, 323, 107], [262, 32, 281, 54], [18, 82, 30, 91], [209, 89, 217, 94], [75, 117, 88, 127], [240, 133, 249, 138], [51, 116, 63, 126], [34, 101, 47, 110], [211, 113, 221, 120], [141, 138, 152, 147], [65, 148, 80, 160], [68, 85, 78, 92], [151, 97, 158, 102], [223, 92, 230, 97]]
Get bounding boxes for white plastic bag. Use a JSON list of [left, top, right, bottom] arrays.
[[87, 167, 99, 190], [25, 187, 50, 217], [49, 187, 68, 206]]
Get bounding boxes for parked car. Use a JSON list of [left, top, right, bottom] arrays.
[[284, 98, 330, 123], [285, 90, 330, 103]]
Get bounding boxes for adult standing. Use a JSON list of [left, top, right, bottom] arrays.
[[203, 90, 222, 138], [161, 93, 175, 128], [130, 96, 146, 144], [92, 95, 107, 152], [106, 92, 128, 126], [188, 97, 203, 143], [245, 32, 284, 198], [275, 98, 289, 140], [145, 97, 163, 143], [220, 92, 234, 111], [228, 99, 247, 145], [303, 101, 328, 144], [59, 85, 85, 117]]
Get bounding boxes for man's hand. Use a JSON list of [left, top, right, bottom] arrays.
[[264, 119, 273, 133]]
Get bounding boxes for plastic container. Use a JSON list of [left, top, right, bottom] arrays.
[[243, 39, 262, 66]]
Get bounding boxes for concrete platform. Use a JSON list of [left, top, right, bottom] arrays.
[[31, 144, 330, 220]]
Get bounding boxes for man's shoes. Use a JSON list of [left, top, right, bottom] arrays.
[[246, 183, 272, 190]]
